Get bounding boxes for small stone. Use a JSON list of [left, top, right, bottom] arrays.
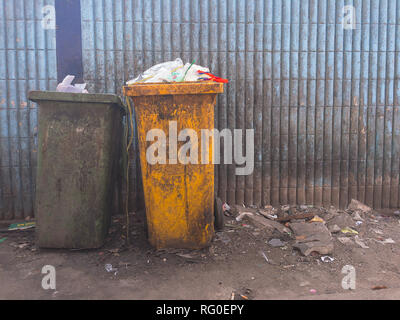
[[374, 238, 395, 245], [328, 224, 341, 233], [290, 221, 333, 256], [348, 199, 372, 213], [327, 213, 356, 229], [351, 211, 364, 221], [268, 238, 285, 247], [337, 237, 353, 245], [354, 236, 369, 249]]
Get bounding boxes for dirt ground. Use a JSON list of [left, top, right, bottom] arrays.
[[1, 204, 400, 300]]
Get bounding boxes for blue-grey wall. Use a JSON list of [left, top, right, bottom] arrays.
[[0, 0, 56, 220], [1, 0, 400, 220]]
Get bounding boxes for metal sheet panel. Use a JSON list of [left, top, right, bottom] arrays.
[[2, 0, 400, 221], [80, 0, 400, 210], [0, 0, 57, 220]]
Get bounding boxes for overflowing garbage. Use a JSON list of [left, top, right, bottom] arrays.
[[126, 58, 228, 84], [56, 75, 88, 93]]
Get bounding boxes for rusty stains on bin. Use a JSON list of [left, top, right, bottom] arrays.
[[124, 82, 221, 249]]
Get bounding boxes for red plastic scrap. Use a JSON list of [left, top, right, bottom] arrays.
[[197, 71, 229, 83]]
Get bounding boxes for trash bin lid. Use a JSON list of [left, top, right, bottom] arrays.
[[28, 91, 124, 108], [123, 81, 224, 96]]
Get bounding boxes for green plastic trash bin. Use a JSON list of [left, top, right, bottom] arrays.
[[29, 91, 125, 249]]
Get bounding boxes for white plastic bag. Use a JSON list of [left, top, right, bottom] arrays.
[[126, 58, 184, 84], [126, 58, 210, 84], [56, 75, 88, 93]]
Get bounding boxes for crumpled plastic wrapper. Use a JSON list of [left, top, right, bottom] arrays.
[[126, 58, 210, 84], [56, 75, 88, 93]]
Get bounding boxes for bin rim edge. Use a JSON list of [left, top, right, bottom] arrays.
[[28, 91, 125, 108], [123, 81, 224, 96]]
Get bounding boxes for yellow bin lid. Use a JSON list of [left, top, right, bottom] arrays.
[[123, 81, 224, 96]]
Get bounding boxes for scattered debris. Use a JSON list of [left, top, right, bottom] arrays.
[[328, 224, 341, 233], [105, 264, 114, 272], [224, 223, 240, 229], [348, 199, 372, 213], [268, 238, 285, 247], [310, 289, 317, 294], [260, 251, 270, 264], [354, 236, 369, 249], [309, 216, 325, 224], [231, 289, 253, 300], [105, 264, 118, 275], [299, 281, 311, 287], [324, 208, 340, 221], [371, 229, 383, 235], [258, 206, 278, 220], [108, 248, 121, 255], [372, 285, 388, 290], [351, 211, 364, 221], [258, 209, 278, 220], [290, 221, 334, 256], [321, 256, 335, 263], [337, 237, 354, 245], [215, 232, 231, 245], [118, 262, 131, 268], [176, 253, 204, 263], [245, 213, 291, 235], [222, 203, 232, 216], [341, 227, 359, 235], [277, 212, 316, 222], [222, 203, 231, 212], [236, 212, 253, 222], [7, 222, 35, 231], [327, 213, 356, 229], [373, 238, 395, 245], [18, 243, 30, 249]]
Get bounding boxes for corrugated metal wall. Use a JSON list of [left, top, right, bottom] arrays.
[[1, 0, 399, 220], [80, 0, 400, 210], [0, 0, 57, 220]]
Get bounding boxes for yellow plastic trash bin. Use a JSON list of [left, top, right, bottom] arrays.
[[123, 82, 224, 249]]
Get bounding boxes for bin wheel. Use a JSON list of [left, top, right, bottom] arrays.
[[214, 196, 224, 231]]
